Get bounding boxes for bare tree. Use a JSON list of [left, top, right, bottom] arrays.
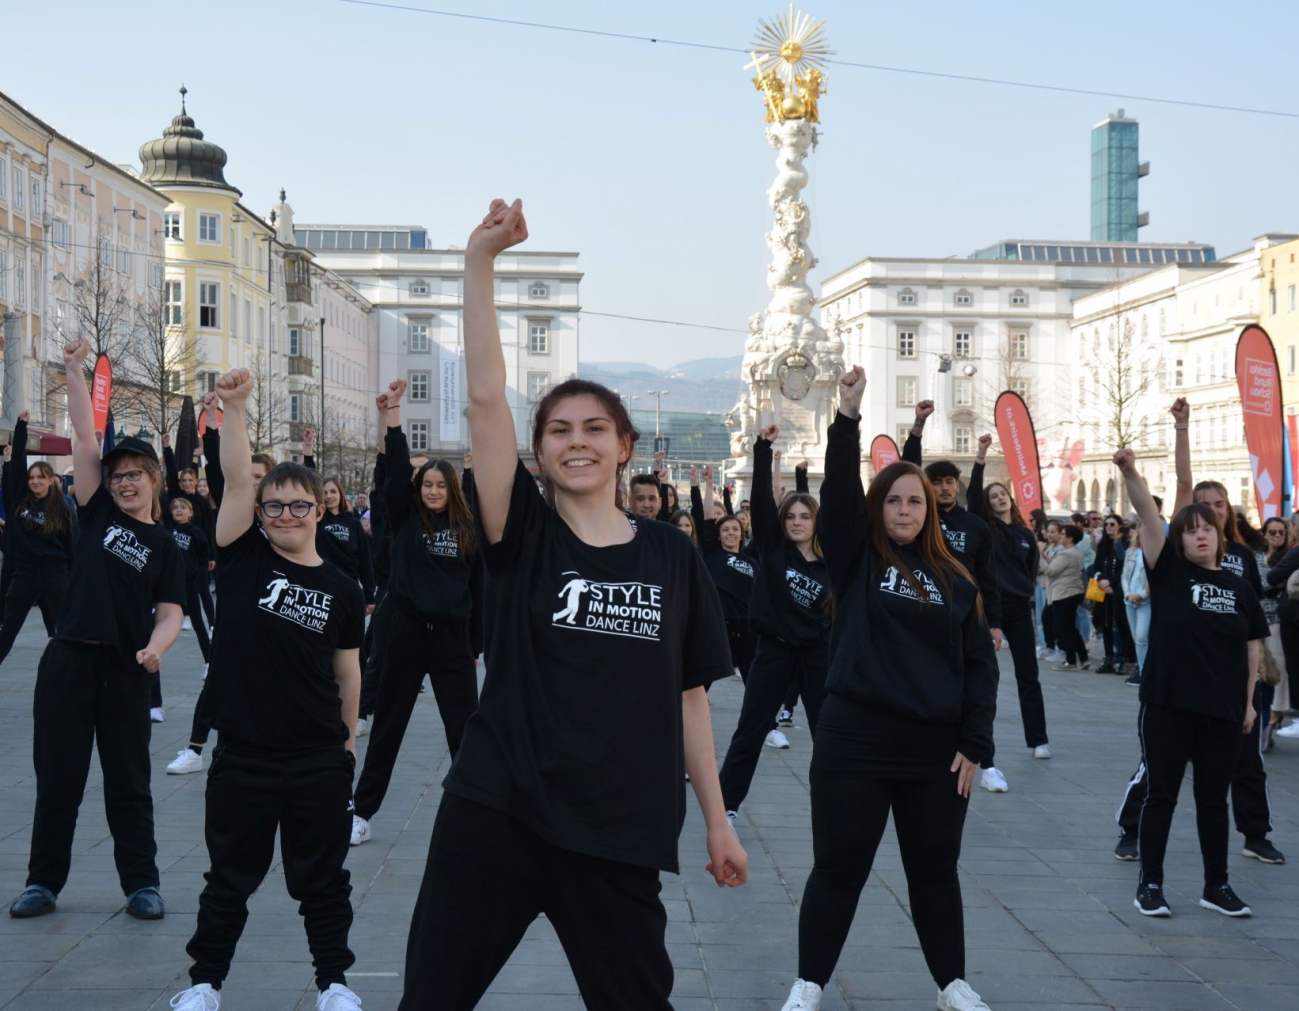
[[246, 352, 288, 453], [119, 279, 199, 438], [56, 236, 134, 364], [1086, 315, 1158, 450]]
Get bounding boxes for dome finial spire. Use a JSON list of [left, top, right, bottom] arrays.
[[179, 84, 187, 113]]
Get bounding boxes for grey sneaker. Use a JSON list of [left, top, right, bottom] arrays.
[[8, 885, 56, 918]]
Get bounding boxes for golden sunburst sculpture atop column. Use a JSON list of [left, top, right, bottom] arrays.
[[746, 4, 834, 123]]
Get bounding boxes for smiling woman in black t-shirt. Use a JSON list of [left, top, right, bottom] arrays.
[[690, 465, 757, 681], [778, 366, 998, 1011], [10, 337, 185, 923], [397, 199, 746, 1011], [1114, 444, 1267, 922]]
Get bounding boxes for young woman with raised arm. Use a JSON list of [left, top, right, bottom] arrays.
[[778, 366, 997, 1011], [10, 337, 185, 922], [1114, 433, 1266, 919], [396, 199, 746, 1011]]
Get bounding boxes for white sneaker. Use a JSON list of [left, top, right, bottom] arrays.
[[202, 662, 209, 679], [150, 707, 165, 723], [765, 729, 790, 749], [980, 768, 1009, 793], [1276, 722, 1299, 739], [169, 982, 220, 1011], [780, 979, 823, 1011], [777, 708, 795, 727], [167, 748, 204, 775], [181, 616, 193, 631], [731, 670, 744, 681], [938, 978, 991, 1010], [726, 810, 738, 838], [355, 717, 369, 738], [1032, 744, 1052, 760], [350, 815, 371, 846], [317, 983, 363, 1010]]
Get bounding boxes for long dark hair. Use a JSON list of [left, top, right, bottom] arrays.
[[531, 378, 640, 510], [1264, 516, 1291, 566], [1170, 502, 1224, 567], [413, 459, 475, 560], [778, 492, 823, 558], [669, 508, 696, 544], [980, 480, 1027, 530], [1234, 509, 1266, 552], [866, 461, 981, 620], [324, 477, 352, 515], [17, 461, 74, 536]]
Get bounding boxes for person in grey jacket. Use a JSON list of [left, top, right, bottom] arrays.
[[1043, 525, 1089, 670]]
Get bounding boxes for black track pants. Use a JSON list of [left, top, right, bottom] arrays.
[[999, 596, 1048, 755], [0, 563, 69, 666], [399, 793, 673, 1011], [359, 594, 395, 720]]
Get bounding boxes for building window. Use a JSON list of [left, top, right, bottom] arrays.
[[1173, 356, 1183, 387], [410, 281, 429, 296], [1009, 331, 1028, 358], [1010, 289, 1027, 306], [409, 371, 431, 402], [1270, 288, 1278, 315], [289, 327, 300, 356], [897, 376, 918, 406], [898, 287, 916, 305], [954, 288, 972, 306], [164, 281, 183, 325], [199, 283, 219, 328], [117, 244, 131, 274], [409, 321, 431, 353], [199, 212, 219, 243], [896, 425, 911, 446], [409, 421, 430, 451], [953, 330, 972, 358], [954, 427, 973, 454], [1078, 373, 1087, 409], [897, 329, 917, 359], [13, 167, 23, 209], [0, 251, 6, 298], [954, 378, 973, 407], [31, 178, 41, 212], [166, 371, 182, 394], [1159, 307, 1166, 334], [243, 237, 250, 266], [1290, 285, 1296, 312], [199, 372, 217, 394], [528, 371, 551, 401], [52, 217, 70, 249], [164, 211, 182, 240], [528, 320, 551, 354], [0, 161, 5, 200], [530, 282, 549, 299], [1010, 378, 1028, 397]]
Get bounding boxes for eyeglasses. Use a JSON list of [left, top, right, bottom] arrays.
[[258, 500, 316, 518], [108, 470, 146, 486]]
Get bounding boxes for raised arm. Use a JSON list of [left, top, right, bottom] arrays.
[[703, 464, 716, 518], [967, 433, 991, 516], [214, 369, 257, 547], [691, 469, 717, 549], [465, 198, 529, 544], [63, 339, 101, 505], [795, 460, 809, 495], [302, 426, 316, 470], [163, 438, 182, 499], [1114, 447, 1164, 566], [772, 448, 784, 505], [1171, 397, 1193, 515], [749, 427, 783, 552], [4, 413, 29, 513], [201, 393, 224, 509], [723, 483, 735, 517], [382, 380, 413, 529], [817, 366, 869, 589], [902, 400, 933, 466]]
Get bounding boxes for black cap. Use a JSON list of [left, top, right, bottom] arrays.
[[103, 436, 159, 467]]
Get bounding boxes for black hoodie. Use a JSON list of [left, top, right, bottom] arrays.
[[966, 462, 1039, 601]]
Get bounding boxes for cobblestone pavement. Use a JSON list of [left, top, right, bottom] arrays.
[[0, 619, 1294, 1010]]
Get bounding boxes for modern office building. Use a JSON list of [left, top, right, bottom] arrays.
[[1090, 109, 1149, 242]]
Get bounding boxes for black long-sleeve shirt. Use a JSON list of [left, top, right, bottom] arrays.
[[966, 462, 1038, 601], [2, 417, 76, 567], [164, 446, 216, 551], [691, 486, 755, 622], [818, 412, 998, 764], [745, 438, 830, 645], [899, 426, 1003, 629]]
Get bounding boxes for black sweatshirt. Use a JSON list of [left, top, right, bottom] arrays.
[[384, 426, 484, 653], [2, 418, 76, 567], [370, 451, 391, 585], [301, 455, 378, 603], [965, 462, 1038, 601], [901, 429, 1003, 628], [745, 438, 830, 646], [166, 519, 211, 580], [819, 412, 998, 763], [690, 486, 755, 622], [164, 446, 217, 551], [202, 428, 225, 509]]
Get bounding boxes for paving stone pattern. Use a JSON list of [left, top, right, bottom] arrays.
[[0, 621, 1294, 1009]]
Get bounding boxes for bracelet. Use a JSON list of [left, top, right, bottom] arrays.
[[911, 423, 925, 438], [1174, 424, 1188, 431]]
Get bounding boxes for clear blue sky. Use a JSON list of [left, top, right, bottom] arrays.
[[7, 0, 1297, 368]]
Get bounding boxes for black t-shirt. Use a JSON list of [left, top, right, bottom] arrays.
[[318, 512, 376, 603], [7, 498, 77, 567], [443, 461, 732, 874], [1140, 541, 1268, 723], [691, 486, 755, 622], [1220, 541, 1265, 599], [206, 525, 365, 751], [168, 521, 211, 580], [56, 487, 185, 659]]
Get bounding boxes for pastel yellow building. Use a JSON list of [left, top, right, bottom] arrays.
[[1259, 236, 1299, 412]]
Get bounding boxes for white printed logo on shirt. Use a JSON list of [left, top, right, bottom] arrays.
[[326, 523, 351, 544], [258, 572, 334, 632], [171, 529, 192, 553], [1221, 553, 1245, 578], [421, 528, 459, 558], [726, 553, 755, 578], [103, 524, 152, 572], [18, 508, 46, 527], [785, 568, 825, 610], [941, 522, 967, 555], [1190, 581, 1237, 615], [879, 565, 946, 605], [551, 571, 663, 641]]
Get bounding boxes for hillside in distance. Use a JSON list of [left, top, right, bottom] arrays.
[[578, 355, 745, 414]]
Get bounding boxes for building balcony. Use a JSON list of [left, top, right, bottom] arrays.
[[287, 355, 314, 377], [286, 282, 312, 304]]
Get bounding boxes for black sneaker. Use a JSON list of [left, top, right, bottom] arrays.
[[777, 708, 794, 727], [1096, 661, 1117, 674], [1134, 882, 1171, 916], [1125, 670, 1143, 687], [1242, 838, 1286, 864], [1200, 883, 1251, 917], [1114, 834, 1139, 861]]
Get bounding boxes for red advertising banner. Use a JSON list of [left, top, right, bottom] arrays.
[[91, 355, 112, 437], [994, 391, 1044, 517], [1288, 414, 1299, 516], [1236, 324, 1285, 520], [197, 406, 223, 435], [869, 434, 900, 473]]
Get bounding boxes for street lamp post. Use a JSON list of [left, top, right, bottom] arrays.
[[647, 389, 670, 439]]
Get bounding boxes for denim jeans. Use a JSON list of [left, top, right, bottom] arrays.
[[1034, 583, 1048, 649], [1125, 601, 1150, 673]]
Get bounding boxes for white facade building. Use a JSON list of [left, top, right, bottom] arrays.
[[298, 224, 580, 460], [818, 239, 1216, 487], [1069, 234, 1293, 516]]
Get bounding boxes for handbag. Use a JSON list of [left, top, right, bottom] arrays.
[[1085, 577, 1107, 603], [1287, 569, 1299, 600], [1259, 640, 1282, 688]]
